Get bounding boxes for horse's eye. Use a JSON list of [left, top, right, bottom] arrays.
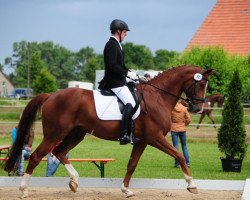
[[199, 83, 206, 89]]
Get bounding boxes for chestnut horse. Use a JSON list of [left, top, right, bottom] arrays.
[[4, 65, 214, 198], [196, 94, 224, 129]]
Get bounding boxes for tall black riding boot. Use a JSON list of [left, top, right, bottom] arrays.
[[119, 103, 133, 145]]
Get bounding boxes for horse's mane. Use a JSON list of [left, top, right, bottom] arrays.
[[149, 65, 201, 81]]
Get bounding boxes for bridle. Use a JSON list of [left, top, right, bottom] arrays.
[[183, 74, 208, 112], [138, 71, 208, 112]]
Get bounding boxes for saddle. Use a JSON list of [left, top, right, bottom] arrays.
[[100, 81, 140, 114], [93, 82, 141, 121]]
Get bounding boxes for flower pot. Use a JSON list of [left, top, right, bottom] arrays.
[[220, 158, 243, 172]]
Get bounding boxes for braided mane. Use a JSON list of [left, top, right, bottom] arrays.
[[150, 65, 201, 81]]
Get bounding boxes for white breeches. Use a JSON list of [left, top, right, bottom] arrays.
[[111, 86, 136, 108]]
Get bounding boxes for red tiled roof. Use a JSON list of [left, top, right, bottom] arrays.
[[186, 0, 250, 55]]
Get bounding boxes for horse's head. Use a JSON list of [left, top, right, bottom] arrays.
[[217, 95, 225, 107], [184, 68, 215, 113], [206, 93, 225, 107]]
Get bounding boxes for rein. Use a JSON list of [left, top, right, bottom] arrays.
[[144, 82, 187, 101], [138, 76, 207, 113]]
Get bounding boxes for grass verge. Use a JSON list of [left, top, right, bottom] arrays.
[[0, 134, 249, 180]]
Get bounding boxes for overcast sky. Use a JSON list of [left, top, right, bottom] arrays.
[[0, 0, 216, 69]]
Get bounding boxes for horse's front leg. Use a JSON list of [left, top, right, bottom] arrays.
[[150, 134, 198, 194], [122, 142, 147, 197], [208, 113, 216, 129], [53, 152, 79, 193], [64, 162, 79, 192], [196, 114, 205, 129], [54, 130, 86, 193]]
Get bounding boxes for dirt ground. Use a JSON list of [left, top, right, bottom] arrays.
[[0, 187, 242, 200]]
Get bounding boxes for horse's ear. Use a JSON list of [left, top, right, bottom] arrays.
[[203, 69, 215, 77]]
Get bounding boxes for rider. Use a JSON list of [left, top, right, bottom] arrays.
[[98, 19, 138, 145]]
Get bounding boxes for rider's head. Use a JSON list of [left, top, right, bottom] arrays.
[[110, 19, 130, 42]]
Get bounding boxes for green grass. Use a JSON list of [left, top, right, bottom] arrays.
[[0, 134, 249, 180], [0, 113, 21, 121], [0, 99, 27, 106]]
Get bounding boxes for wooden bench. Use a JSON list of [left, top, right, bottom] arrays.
[[0, 157, 115, 178], [0, 145, 10, 157]]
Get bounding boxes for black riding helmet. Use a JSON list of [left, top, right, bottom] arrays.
[[110, 19, 130, 32]]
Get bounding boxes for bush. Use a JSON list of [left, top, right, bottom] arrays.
[[217, 69, 247, 159], [173, 46, 250, 98]]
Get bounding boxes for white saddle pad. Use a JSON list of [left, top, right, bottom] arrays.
[[93, 90, 140, 120]]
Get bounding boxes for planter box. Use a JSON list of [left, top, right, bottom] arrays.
[[220, 158, 243, 172]]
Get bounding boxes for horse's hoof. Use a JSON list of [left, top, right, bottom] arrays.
[[19, 186, 28, 198], [187, 187, 198, 194], [122, 189, 135, 198], [121, 184, 135, 198], [69, 180, 78, 193]]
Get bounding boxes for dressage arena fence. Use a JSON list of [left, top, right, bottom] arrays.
[[0, 177, 249, 199]]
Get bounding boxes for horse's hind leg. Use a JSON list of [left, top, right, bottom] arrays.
[[53, 127, 86, 193], [208, 113, 216, 128], [20, 140, 57, 198], [121, 142, 147, 197], [149, 134, 198, 194], [196, 114, 205, 129]]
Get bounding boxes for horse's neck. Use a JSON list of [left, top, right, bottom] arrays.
[[143, 74, 184, 110], [138, 66, 200, 111]]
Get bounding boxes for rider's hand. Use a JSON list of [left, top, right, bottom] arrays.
[[127, 71, 138, 80], [138, 75, 148, 83]]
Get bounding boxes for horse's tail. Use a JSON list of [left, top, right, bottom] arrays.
[[4, 93, 50, 173]]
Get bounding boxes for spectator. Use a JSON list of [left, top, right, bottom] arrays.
[[170, 100, 191, 168], [10, 127, 34, 176], [11, 126, 17, 142], [46, 142, 68, 177]]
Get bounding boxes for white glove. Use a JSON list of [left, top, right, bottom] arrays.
[[138, 75, 148, 83], [127, 71, 138, 80]]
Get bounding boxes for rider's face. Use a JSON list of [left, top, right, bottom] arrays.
[[120, 30, 127, 41]]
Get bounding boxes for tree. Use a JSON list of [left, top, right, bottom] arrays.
[[75, 47, 96, 73], [122, 43, 154, 70], [154, 49, 180, 70], [218, 69, 247, 159], [32, 67, 57, 94], [4, 41, 76, 89], [174, 46, 230, 95], [29, 51, 47, 81], [74, 47, 102, 83], [82, 57, 102, 83]]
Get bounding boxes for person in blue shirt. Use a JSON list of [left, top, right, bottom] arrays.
[[45, 142, 69, 177], [9, 127, 34, 176], [11, 126, 17, 142]]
